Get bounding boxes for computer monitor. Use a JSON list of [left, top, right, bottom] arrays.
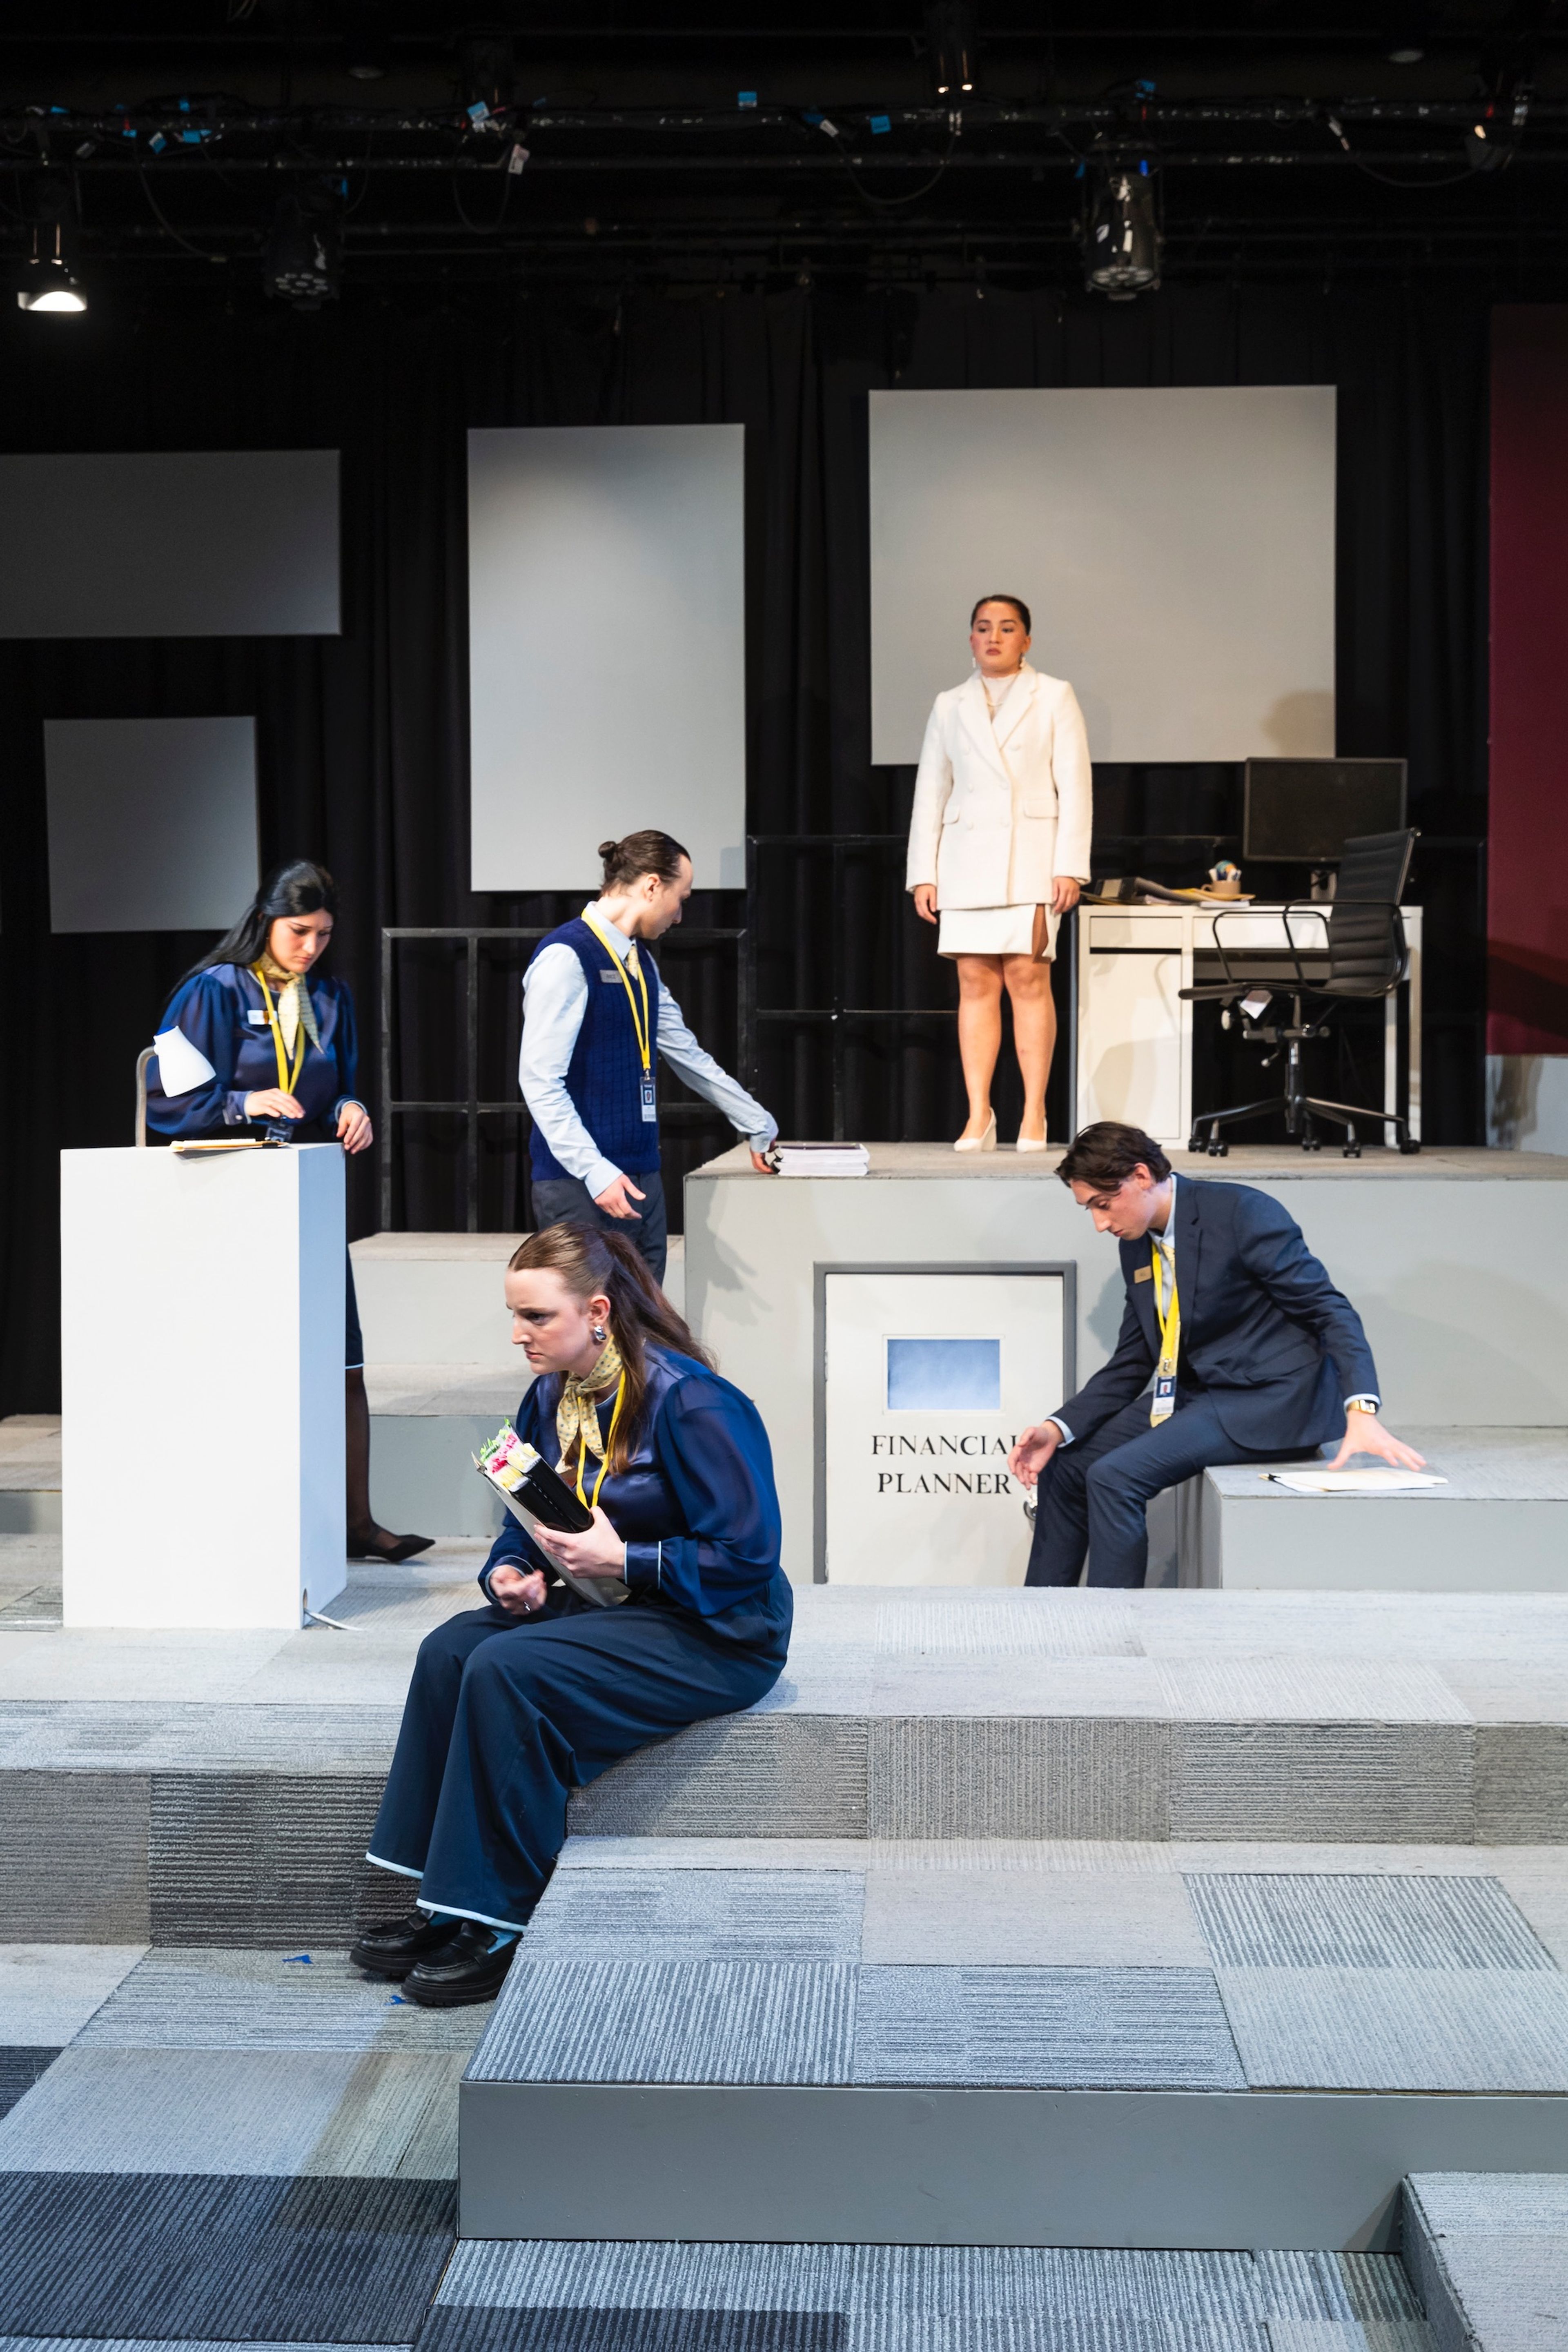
[[1243, 758, 1407, 863]]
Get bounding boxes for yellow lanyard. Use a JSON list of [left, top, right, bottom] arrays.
[[581, 913, 652, 1076], [1149, 1240, 1180, 1424], [251, 967, 308, 1095], [574, 1374, 626, 1512]]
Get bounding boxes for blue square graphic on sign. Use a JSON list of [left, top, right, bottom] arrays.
[[886, 1337, 1000, 1412]]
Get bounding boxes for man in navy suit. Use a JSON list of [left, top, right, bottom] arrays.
[[1011, 1120, 1426, 1588]]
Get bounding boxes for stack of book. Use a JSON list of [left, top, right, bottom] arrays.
[[769, 1140, 870, 1178]]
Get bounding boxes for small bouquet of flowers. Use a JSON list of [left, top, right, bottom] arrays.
[[473, 1420, 628, 1609]]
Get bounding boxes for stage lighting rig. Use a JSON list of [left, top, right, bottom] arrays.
[[263, 190, 342, 309], [16, 179, 85, 313], [924, 1, 976, 98], [1082, 162, 1162, 300]]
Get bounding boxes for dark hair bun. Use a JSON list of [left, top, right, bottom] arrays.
[[598, 829, 691, 889]]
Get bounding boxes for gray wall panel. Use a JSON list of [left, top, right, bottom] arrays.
[[0, 450, 340, 637], [869, 386, 1336, 766], [468, 424, 746, 891], [46, 715, 258, 933]]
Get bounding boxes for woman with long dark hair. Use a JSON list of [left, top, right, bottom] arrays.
[[352, 1221, 791, 2006], [145, 860, 430, 1565]]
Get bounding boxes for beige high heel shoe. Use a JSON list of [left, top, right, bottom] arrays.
[[1015, 1129, 1049, 1154], [954, 1112, 997, 1153]]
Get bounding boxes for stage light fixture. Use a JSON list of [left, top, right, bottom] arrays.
[[1466, 47, 1531, 173], [263, 192, 341, 309], [17, 185, 86, 314], [1083, 163, 1162, 300], [924, 1, 976, 97], [17, 254, 86, 313], [459, 30, 515, 115], [344, 32, 390, 80]]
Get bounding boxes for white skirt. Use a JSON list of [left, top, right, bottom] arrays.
[[938, 902, 1058, 960]]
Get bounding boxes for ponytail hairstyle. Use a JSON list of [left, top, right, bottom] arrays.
[[180, 860, 339, 985], [598, 830, 690, 891], [507, 1221, 714, 1470]]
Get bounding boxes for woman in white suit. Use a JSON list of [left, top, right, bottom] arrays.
[[906, 595, 1093, 1150]]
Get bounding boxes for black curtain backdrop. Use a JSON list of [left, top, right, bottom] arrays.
[[0, 274, 1489, 1414]]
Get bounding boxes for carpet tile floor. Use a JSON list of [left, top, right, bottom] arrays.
[[474, 1842, 1568, 2097], [427, 2241, 1433, 2351], [0, 1917, 1449, 2349], [0, 1938, 476, 2345]]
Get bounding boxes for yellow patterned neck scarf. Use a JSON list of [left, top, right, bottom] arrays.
[[256, 956, 322, 1054], [555, 1331, 625, 1476]]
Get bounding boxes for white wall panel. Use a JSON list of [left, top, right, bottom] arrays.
[[0, 449, 340, 637], [869, 385, 1336, 766], [45, 714, 258, 933], [468, 424, 746, 891]]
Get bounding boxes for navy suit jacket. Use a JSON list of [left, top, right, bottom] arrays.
[[1052, 1178, 1381, 1451]]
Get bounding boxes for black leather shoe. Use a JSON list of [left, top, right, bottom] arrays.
[[404, 1920, 519, 2007], [348, 1526, 436, 1564], [350, 1909, 462, 1980]]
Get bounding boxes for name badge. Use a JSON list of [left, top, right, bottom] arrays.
[[1151, 1371, 1176, 1423], [600, 967, 622, 982], [1134, 1264, 1152, 1283], [640, 1073, 657, 1122], [246, 1009, 268, 1025]]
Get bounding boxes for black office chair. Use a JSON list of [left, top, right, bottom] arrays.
[[1181, 827, 1419, 1159]]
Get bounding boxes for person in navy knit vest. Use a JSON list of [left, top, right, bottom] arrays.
[[520, 830, 777, 1282]]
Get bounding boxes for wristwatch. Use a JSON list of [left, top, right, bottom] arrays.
[[1345, 1396, 1379, 1417]]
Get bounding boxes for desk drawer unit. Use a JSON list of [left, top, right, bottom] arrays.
[[1082, 937, 1185, 1139]]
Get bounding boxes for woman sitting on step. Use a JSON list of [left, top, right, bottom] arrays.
[[352, 1221, 792, 2007]]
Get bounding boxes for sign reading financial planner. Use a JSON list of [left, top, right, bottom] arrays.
[[823, 1270, 1067, 1587]]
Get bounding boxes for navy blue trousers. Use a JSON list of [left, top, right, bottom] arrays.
[[367, 1599, 781, 1930], [1025, 1392, 1310, 1590]]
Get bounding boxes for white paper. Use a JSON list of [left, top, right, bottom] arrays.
[[1269, 1469, 1447, 1495], [153, 1025, 218, 1099], [774, 1143, 870, 1178]]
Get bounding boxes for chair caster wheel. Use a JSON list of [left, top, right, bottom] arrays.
[[1186, 1137, 1205, 1154], [1343, 1147, 1361, 1159], [1210, 1142, 1228, 1157], [1399, 1140, 1421, 1156]]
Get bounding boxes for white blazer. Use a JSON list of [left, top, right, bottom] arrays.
[[905, 664, 1093, 910]]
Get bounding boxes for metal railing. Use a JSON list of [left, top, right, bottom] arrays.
[[379, 924, 747, 1231]]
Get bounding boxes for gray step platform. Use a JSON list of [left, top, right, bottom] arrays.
[[427, 2236, 1434, 2346], [1404, 2173, 1568, 2350], [462, 1837, 1568, 2251], [4, 1579, 1568, 1939], [1189, 1430, 1568, 1593], [0, 1417, 60, 1536]]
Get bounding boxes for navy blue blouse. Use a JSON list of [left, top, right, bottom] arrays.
[[481, 1345, 792, 1662], [146, 964, 362, 1144]]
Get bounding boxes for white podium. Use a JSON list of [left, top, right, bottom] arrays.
[[60, 1144, 347, 1629]]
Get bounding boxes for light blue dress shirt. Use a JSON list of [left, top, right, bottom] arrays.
[[520, 900, 777, 1199]]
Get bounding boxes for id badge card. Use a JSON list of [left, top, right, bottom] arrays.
[[639, 1072, 657, 1122], [1150, 1368, 1176, 1425]]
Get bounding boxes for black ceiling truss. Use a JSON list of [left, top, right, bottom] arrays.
[[6, 5, 1568, 292]]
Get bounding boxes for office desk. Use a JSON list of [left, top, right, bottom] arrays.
[[1072, 900, 1423, 1152]]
